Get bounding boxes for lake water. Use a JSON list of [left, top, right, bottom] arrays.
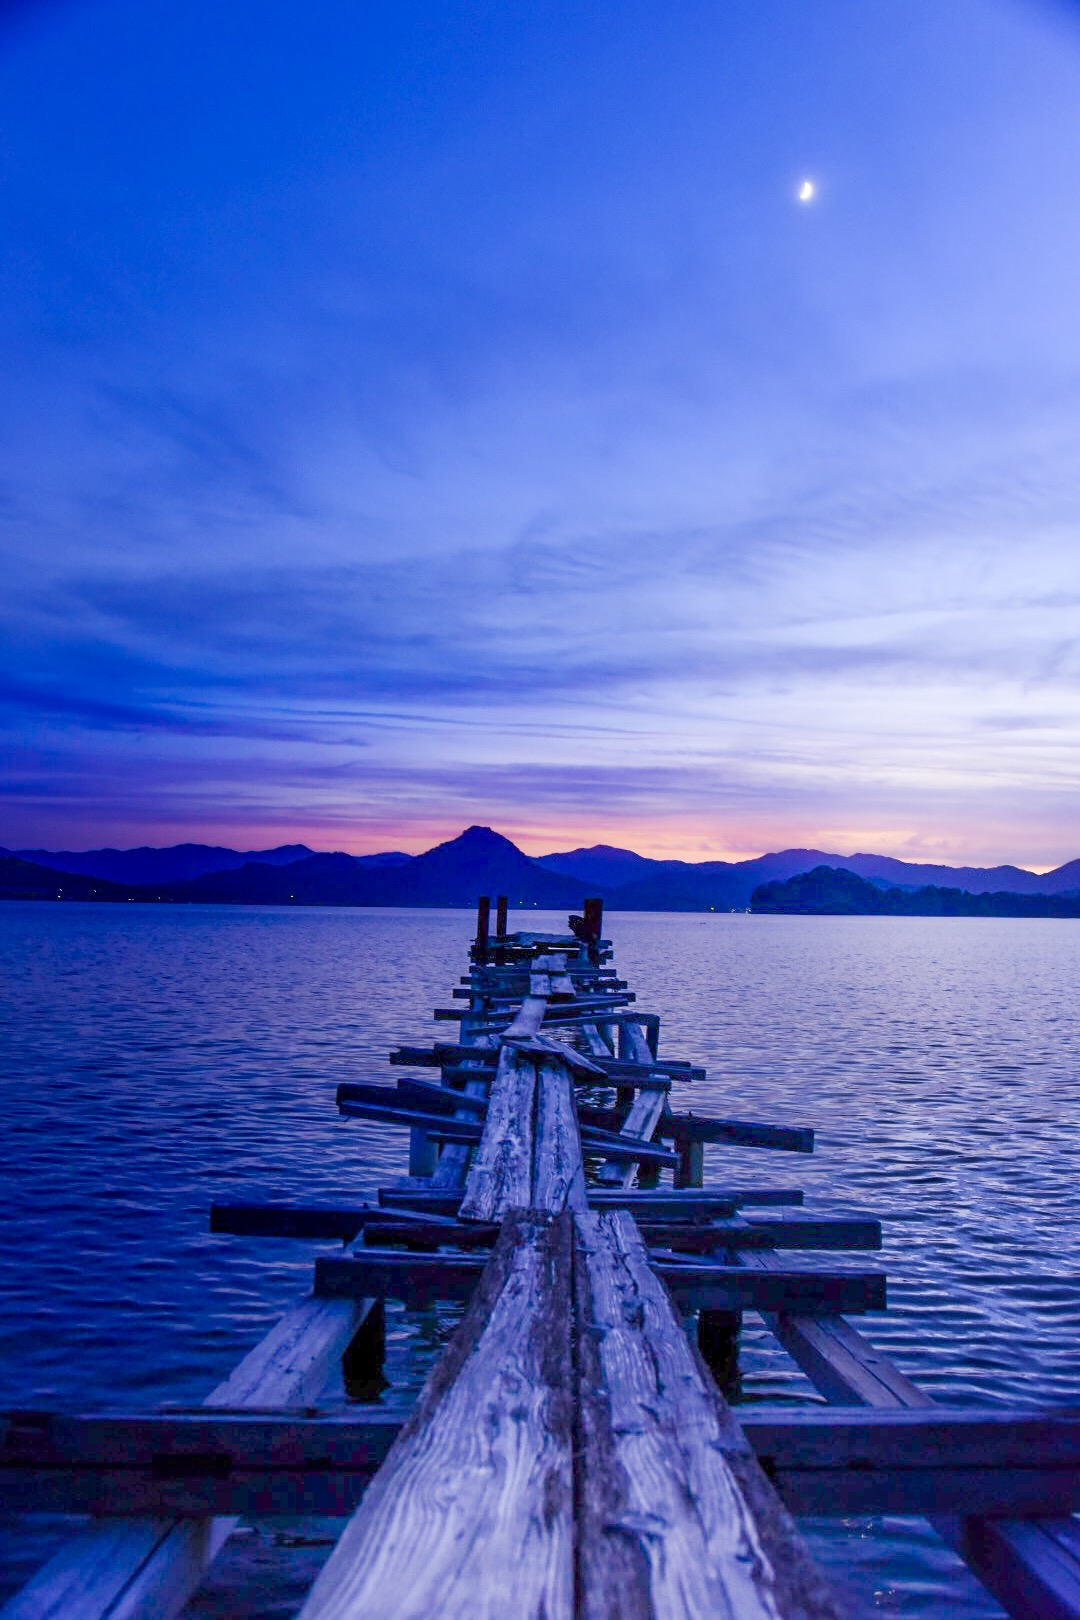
[[2, 902, 1079, 1616]]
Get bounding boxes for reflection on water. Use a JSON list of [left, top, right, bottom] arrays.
[[2, 903, 1078, 1615]]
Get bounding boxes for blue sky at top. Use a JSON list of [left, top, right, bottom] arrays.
[[2, 0, 1080, 863]]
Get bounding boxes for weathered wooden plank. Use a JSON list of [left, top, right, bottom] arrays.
[[0, 1410, 401, 1517], [596, 1022, 667, 1189], [501, 1031, 610, 1078], [657, 1261, 886, 1315], [744, 1251, 1080, 1620], [1, 1295, 372, 1620], [316, 1251, 485, 1305], [640, 1218, 881, 1252], [429, 1028, 497, 1191], [573, 1209, 842, 1620], [662, 1115, 814, 1153], [736, 1405, 1080, 1517], [502, 993, 548, 1039], [299, 1211, 575, 1620], [457, 1047, 536, 1220], [531, 1058, 588, 1213]]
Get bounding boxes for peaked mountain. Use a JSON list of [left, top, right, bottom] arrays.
[[153, 827, 589, 909]]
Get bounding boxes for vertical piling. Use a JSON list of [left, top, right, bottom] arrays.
[[472, 895, 491, 965]]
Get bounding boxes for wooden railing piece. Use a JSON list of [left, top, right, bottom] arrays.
[[573, 1209, 842, 1620], [298, 1211, 575, 1620], [1, 1295, 373, 1620]]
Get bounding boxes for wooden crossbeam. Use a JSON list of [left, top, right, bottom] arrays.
[[375, 1185, 804, 1217], [389, 1043, 499, 1068], [737, 1404, 1080, 1518], [0, 1295, 376, 1620], [743, 1249, 1080, 1620], [242, 1215, 874, 1255], [0, 1409, 400, 1517], [8, 1404, 1080, 1524], [314, 1248, 886, 1314], [661, 1113, 814, 1153], [210, 1204, 463, 1240]]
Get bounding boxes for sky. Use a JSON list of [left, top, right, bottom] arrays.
[[2, 0, 1080, 866]]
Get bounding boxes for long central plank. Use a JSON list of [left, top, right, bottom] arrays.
[[573, 1209, 842, 1620], [299, 1211, 575, 1620]]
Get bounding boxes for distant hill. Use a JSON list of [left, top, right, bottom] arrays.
[[752, 866, 1080, 917], [0, 856, 137, 902], [538, 844, 660, 889], [4, 842, 319, 885]]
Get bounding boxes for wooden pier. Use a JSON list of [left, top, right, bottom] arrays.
[[2, 899, 1079, 1617]]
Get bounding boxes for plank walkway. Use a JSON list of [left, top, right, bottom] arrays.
[[3, 897, 1078, 1618]]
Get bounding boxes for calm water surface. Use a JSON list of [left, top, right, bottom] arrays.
[[2, 903, 1079, 1615]]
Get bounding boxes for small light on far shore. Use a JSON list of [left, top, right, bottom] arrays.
[[798, 179, 816, 203]]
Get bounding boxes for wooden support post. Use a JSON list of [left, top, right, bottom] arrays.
[[341, 1297, 387, 1400], [472, 895, 490, 965], [408, 1127, 436, 1178], [583, 896, 603, 963], [495, 894, 508, 938], [698, 1308, 743, 1399], [675, 1135, 704, 1188]]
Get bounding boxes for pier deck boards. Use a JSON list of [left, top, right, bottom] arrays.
[[5, 893, 1078, 1620]]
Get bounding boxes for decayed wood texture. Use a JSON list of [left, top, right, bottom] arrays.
[[532, 1057, 588, 1213], [736, 1404, 1080, 1517], [744, 1250, 1080, 1620], [596, 1022, 668, 1188], [0, 1409, 401, 1518], [1, 1295, 372, 1620], [457, 1045, 536, 1219], [573, 1209, 842, 1620], [299, 1211, 575, 1620], [429, 1020, 497, 1190]]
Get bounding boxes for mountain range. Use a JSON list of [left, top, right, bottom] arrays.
[[2, 826, 1079, 910]]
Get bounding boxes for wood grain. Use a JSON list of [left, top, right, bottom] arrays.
[[299, 1211, 575, 1620], [0, 1296, 372, 1620], [573, 1210, 842, 1620]]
